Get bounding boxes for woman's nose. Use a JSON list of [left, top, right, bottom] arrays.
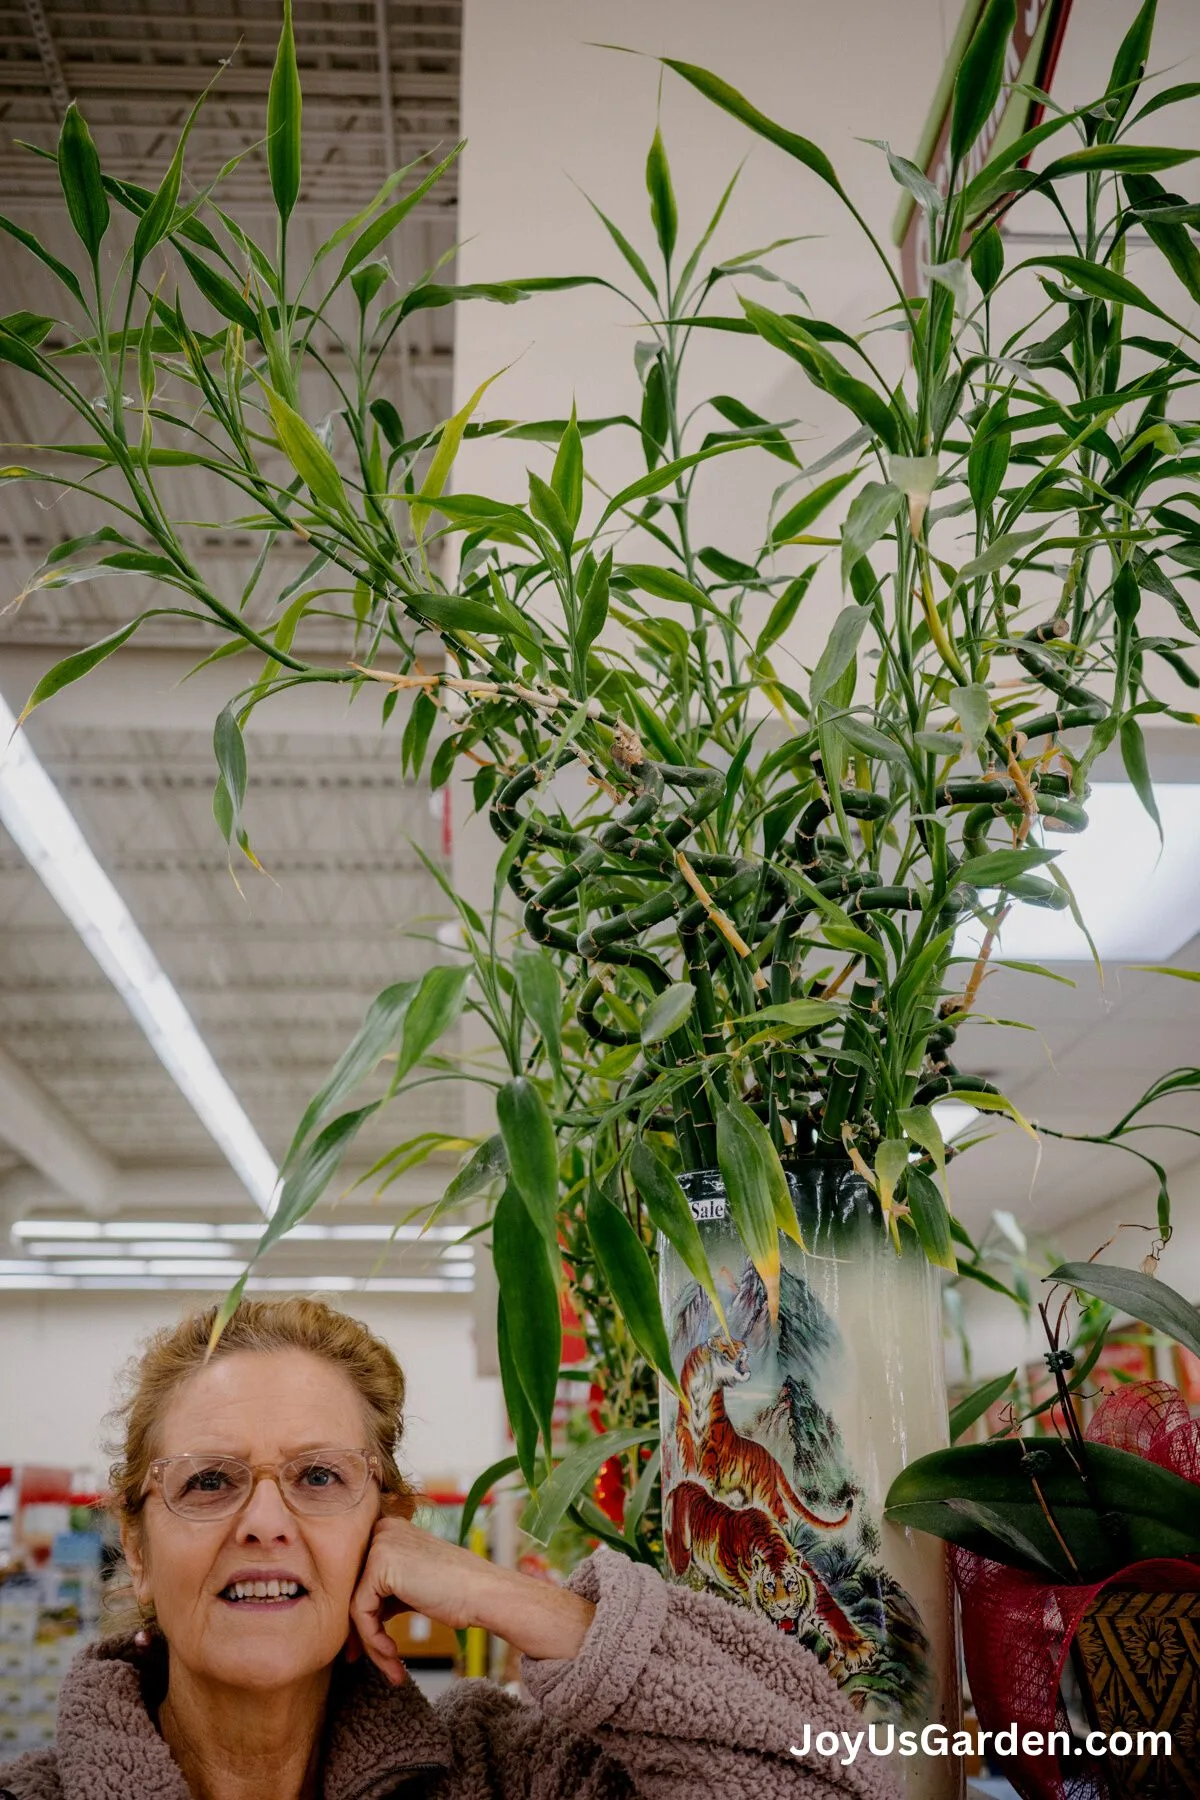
[[234, 1475, 297, 1543]]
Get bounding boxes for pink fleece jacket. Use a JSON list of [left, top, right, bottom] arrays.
[[0, 1547, 901, 1799]]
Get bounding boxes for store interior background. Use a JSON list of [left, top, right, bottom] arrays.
[[1, 0, 1199, 1497]]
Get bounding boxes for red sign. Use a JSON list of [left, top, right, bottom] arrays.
[[900, 0, 1074, 296]]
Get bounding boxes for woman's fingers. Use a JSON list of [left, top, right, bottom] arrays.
[[350, 1550, 409, 1684]]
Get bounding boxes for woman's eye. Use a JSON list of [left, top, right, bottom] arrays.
[[184, 1467, 234, 1493], [299, 1463, 343, 1488]]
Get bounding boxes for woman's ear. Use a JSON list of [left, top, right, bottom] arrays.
[[120, 1519, 152, 1607]]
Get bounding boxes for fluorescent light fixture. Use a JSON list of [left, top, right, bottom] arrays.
[[955, 784, 1200, 963], [0, 1270, 474, 1294], [12, 1219, 471, 1244], [931, 1099, 980, 1142], [0, 695, 279, 1214]]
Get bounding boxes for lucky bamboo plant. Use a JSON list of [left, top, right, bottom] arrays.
[[4, 0, 1200, 1543]]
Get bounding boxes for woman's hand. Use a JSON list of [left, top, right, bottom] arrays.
[[348, 1515, 596, 1686]]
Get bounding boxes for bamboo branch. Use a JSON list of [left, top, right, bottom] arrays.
[[674, 850, 768, 989]]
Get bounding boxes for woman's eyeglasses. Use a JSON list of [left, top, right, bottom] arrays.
[[145, 1448, 381, 1520]]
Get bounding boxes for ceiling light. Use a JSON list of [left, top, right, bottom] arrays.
[[103, 1221, 218, 1240], [0, 695, 279, 1214], [0, 1271, 474, 1294], [11, 1219, 471, 1245], [931, 1100, 980, 1142], [955, 783, 1200, 962]]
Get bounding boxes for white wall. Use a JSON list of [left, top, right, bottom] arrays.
[[0, 1292, 505, 1495]]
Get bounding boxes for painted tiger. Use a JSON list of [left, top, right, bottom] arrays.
[[664, 1481, 875, 1670], [677, 1335, 853, 1531]]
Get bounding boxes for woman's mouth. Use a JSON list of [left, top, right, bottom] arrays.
[[218, 1578, 308, 1606]]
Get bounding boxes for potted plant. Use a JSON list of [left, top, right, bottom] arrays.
[[886, 1260, 1200, 1798], [4, 0, 1199, 1766]]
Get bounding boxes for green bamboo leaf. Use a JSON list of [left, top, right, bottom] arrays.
[[950, 1369, 1018, 1442], [0, 216, 87, 310], [967, 396, 1010, 515], [411, 365, 507, 543], [640, 982, 696, 1046], [598, 439, 745, 525], [840, 480, 902, 587], [439, 1134, 509, 1213], [1124, 173, 1200, 311], [810, 604, 870, 703], [1049, 1262, 1200, 1360], [267, 0, 302, 229], [947, 1087, 1036, 1140], [904, 1166, 957, 1271], [661, 60, 845, 198], [629, 1139, 728, 1334], [1119, 715, 1162, 842], [391, 964, 470, 1089], [771, 471, 856, 545], [715, 1097, 780, 1272], [740, 298, 901, 452], [957, 845, 1059, 888], [493, 1182, 561, 1451], [551, 403, 584, 533], [513, 947, 563, 1080], [743, 999, 842, 1032], [416, 595, 526, 642], [950, 0, 1016, 163], [528, 471, 575, 552], [262, 385, 353, 519], [16, 617, 147, 725], [970, 224, 1004, 296], [1103, 0, 1160, 136], [456, 1454, 522, 1547], [132, 76, 216, 272], [497, 1296, 540, 1486], [577, 547, 612, 658], [619, 564, 725, 618], [260, 1105, 377, 1254], [580, 192, 658, 297], [520, 1426, 656, 1546], [496, 1076, 560, 1256], [586, 1186, 679, 1392], [331, 144, 465, 289], [949, 683, 991, 751], [955, 526, 1046, 583], [755, 564, 817, 655], [175, 246, 260, 335], [1028, 254, 1177, 328], [872, 140, 943, 217], [284, 980, 417, 1165], [58, 103, 109, 260], [646, 126, 678, 266], [898, 1104, 947, 1191], [212, 703, 249, 850]]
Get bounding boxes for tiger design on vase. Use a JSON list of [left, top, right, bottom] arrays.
[[665, 1481, 875, 1671], [676, 1335, 853, 1531]]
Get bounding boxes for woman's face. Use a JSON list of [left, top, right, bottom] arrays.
[[123, 1348, 380, 1693]]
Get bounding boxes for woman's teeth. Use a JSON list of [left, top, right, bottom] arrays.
[[223, 1579, 303, 1602]]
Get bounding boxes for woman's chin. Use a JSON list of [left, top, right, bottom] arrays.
[[198, 1623, 335, 1691]]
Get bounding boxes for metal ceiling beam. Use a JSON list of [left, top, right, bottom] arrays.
[[0, 647, 424, 736], [20, 0, 71, 117], [0, 1044, 115, 1212]]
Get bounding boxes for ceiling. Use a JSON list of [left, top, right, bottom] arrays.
[[0, 0, 470, 1287]]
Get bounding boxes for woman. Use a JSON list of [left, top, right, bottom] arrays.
[[0, 1297, 897, 1800]]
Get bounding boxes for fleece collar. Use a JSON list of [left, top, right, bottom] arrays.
[[53, 1634, 452, 1800]]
